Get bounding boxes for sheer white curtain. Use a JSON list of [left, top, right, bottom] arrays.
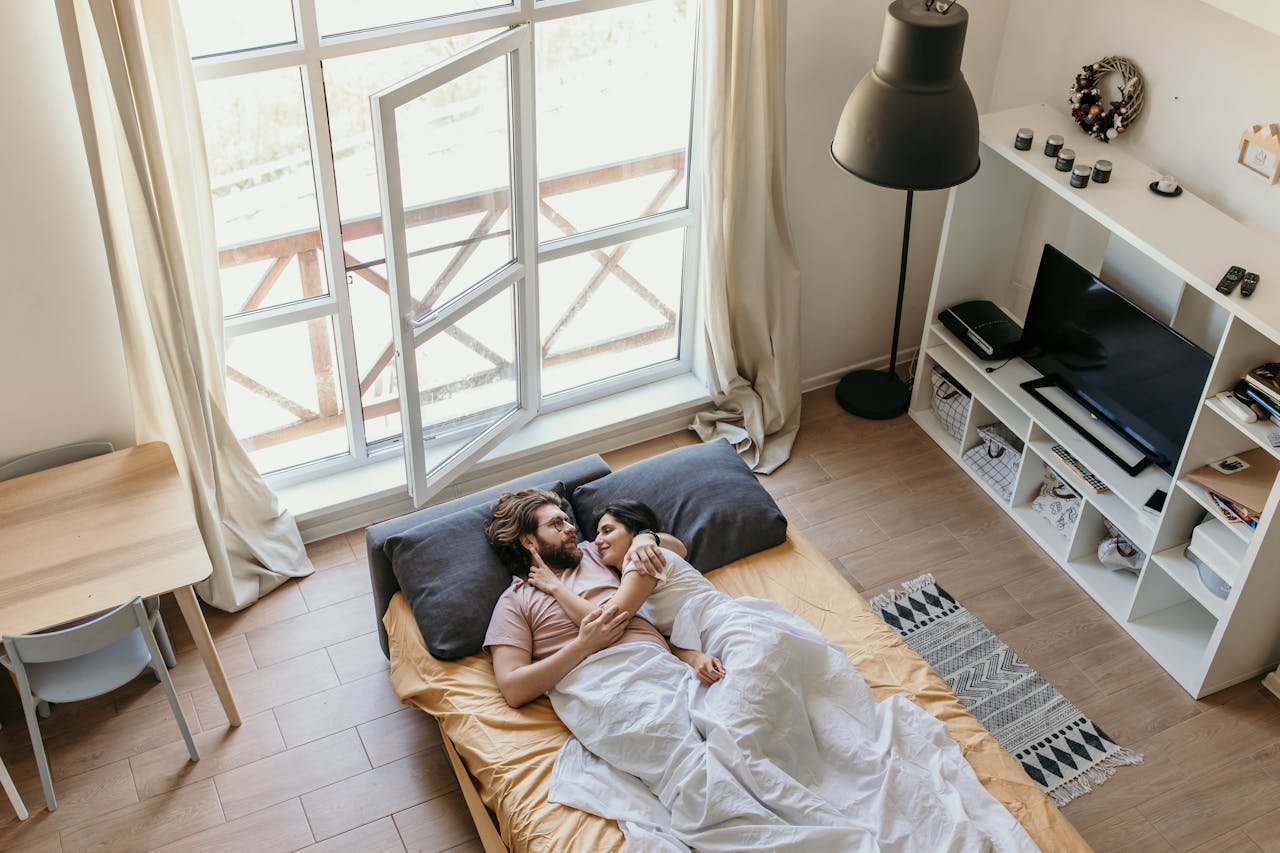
[[56, 0, 313, 611], [691, 0, 803, 474]]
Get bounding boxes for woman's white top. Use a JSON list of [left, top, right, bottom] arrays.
[[622, 547, 718, 635]]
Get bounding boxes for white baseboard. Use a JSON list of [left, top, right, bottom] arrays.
[[801, 346, 920, 394]]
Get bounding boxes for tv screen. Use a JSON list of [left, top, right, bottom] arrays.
[[1020, 244, 1212, 474]]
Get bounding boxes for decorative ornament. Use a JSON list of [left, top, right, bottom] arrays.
[[1068, 57, 1144, 143]]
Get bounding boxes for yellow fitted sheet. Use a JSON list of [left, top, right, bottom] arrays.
[[386, 530, 1090, 853]]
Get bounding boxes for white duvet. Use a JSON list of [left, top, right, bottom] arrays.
[[549, 592, 1039, 853]]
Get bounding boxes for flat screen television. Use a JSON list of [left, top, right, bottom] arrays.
[[1020, 244, 1212, 475]]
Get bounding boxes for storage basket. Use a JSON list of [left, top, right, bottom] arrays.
[[962, 422, 1023, 501], [929, 365, 971, 442], [1031, 466, 1081, 540]]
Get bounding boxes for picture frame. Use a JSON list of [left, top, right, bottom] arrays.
[[1237, 124, 1280, 184]]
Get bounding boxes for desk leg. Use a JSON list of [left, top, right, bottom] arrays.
[[173, 586, 242, 727]]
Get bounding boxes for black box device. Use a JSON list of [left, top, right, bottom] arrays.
[[938, 300, 1024, 361]]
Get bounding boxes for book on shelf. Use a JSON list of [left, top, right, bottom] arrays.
[[1245, 363, 1280, 406], [1186, 448, 1278, 516], [1208, 490, 1260, 528], [1244, 387, 1280, 421]]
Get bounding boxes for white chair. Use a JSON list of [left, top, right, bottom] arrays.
[[1, 597, 199, 812], [0, 442, 177, 671], [0, 755, 26, 821]]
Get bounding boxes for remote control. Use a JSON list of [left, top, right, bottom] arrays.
[[1217, 265, 1246, 295], [1242, 272, 1260, 298], [1050, 444, 1110, 493], [1268, 428, 1280, 449], [1216, 391, 1258, 423]]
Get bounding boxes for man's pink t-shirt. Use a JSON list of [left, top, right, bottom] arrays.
[[484, 542, 666, 660]]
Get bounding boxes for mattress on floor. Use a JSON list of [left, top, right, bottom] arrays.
[[385, 529, 1089, 853]]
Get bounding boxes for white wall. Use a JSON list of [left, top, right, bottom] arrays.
[[0, 3, 134, 464], [990, 0, 1280, 237], [787, 0, 1012, 386]]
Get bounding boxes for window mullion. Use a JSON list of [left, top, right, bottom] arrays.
[[296, 0, 369, 461]]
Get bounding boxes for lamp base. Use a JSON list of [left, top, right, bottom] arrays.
[[835, 369, 910, 420]]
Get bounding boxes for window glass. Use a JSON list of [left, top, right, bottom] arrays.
[[197, 68, 327, 316], [179, 0, 296, 58], [536, 0, 695, 239], [225, 317, 348, 473], [540, 229, 683, 395], [316, 0, 511, 38]]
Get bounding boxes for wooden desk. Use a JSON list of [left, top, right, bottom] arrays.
[[0, 442, 241, 725]]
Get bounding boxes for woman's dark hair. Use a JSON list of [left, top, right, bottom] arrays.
[[598, 499, 661, 535]]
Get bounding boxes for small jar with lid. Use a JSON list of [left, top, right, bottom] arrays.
[[1092, 160, 1112, 183], [1014, 128, 1034, 151], [1043, 134, 1064, 157], [1056, 148, 1076, 172], [1070, 165, 1091, 188]]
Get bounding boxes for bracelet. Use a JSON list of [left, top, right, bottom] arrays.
[[638, 529, 661, 547]]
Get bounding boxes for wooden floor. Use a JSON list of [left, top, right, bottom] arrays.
[[2, 388, 1279, 852]]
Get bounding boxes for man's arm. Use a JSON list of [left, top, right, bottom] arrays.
[[491, 605, 631, 707]]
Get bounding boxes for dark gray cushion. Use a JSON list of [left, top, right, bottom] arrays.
[[386, 482, 574, 660], [570, 439, 787, 572]]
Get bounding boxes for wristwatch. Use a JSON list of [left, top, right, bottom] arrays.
[[637, 529, 662, 547]]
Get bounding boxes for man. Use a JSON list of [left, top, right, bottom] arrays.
[[482, 487, 688, 707]]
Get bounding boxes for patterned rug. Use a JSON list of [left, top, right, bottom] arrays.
[[870, 574, 1142, 806]]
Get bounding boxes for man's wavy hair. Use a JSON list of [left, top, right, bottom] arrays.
[[486, 487, 567, 576]]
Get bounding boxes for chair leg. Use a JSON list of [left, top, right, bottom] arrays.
[[36, 700, 50, 719], [17, 692, 56, 811], [149, 651, 198, 763], [152, 613, 178, 670], [0, 755, 27, 821]]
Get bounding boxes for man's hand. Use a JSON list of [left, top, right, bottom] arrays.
[[574, 605, 630, 654], [526, 563, 563, 596], [623, 538, 666, 577]]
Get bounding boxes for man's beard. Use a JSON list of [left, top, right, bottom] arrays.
[[536, 536, 582, 571]]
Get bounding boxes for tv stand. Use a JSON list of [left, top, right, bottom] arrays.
[[910, 104, 1280, 699]]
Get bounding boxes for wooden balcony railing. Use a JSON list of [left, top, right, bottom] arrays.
[[219, 150, 687, 453]]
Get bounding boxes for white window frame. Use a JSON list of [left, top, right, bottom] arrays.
[[194, 0, 703, 488]]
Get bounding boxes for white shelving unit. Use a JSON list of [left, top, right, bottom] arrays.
[[911, 104, 1280, 698]]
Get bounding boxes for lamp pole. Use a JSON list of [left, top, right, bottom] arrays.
[[887, 189, 913, 383]]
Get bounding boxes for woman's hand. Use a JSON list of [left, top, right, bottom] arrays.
[[527, 563, 563, 596], [623, 538, 666, 577], [689, 652, 724, 685]]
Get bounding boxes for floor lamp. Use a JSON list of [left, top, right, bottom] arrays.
[[830, 0, 980, 419]]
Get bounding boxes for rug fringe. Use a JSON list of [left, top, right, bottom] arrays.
[[868, 573, 937, 612], [1047, 748, 1145, 806]]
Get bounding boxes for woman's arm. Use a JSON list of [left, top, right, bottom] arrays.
[[528, 562, 659, 626], [671, 646, 724, 685]]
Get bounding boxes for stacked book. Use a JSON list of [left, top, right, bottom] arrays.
[[1240, 362, 1280, 420]]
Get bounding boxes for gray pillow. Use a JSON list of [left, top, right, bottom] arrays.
[[570, 439, 787, 572], [386, 482, 574, 660]]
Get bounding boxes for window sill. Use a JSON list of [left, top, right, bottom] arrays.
[[280, 372, 711, 541]]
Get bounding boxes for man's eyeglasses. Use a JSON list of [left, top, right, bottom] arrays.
[[540, 517, 573, 532]]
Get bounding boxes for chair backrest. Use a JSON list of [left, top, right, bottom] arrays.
[[3, 597, 149, 665], [0, 442, 114, 481]]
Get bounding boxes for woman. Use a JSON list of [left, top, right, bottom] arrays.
[[534, 500, 1037, 851]]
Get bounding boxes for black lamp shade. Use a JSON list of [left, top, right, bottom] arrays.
[[831, 0, 979, 191]]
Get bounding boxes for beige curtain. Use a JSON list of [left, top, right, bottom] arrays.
[[56, 0, 313, 611], [690, 0, 803, 474]]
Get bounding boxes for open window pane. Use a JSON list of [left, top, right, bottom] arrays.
[[323, 31, 500, 269], [198, 68, 327, 317], [414, 284, 519, 442], [225, 317, 348, 473], [389, 54, 515, 317], [540, 228, 684, 396], [179, 0, 296, 58], [536, 0, 695, 240], [316, 0, 512, 39]]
